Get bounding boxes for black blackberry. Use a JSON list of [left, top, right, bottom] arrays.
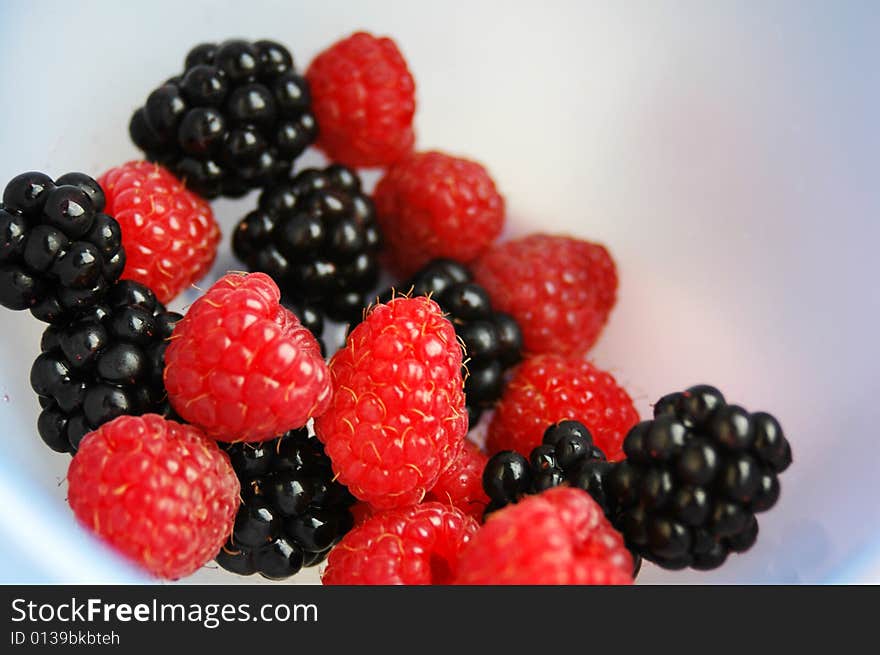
[[483, 420, 613, 517], [129, 39, 316, 199], [482, 419, 643, 577], [232, 165, 382, 324], [374, 259, 523, 428], [0, 171, 125, 323], [29, 281, 180, 454], [606, 385, 792, 570], [216, 429, 356, 579]]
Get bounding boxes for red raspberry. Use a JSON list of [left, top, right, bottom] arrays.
[[314, 296, 467, 509], [487, 354, 638, 462], [425, 440, 490, 521], [164, 272, 331, 442], [306, 32, 416, 167], [67, 414, 240, 579], [455, 487, 632, 584], [472, 234, 617, 355], [373, 151, 504, 277], [98, 161, 221, 304], [322, 502, 478, 584]]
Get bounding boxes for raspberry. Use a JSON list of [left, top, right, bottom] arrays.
[[472, 234, 617, 355], [99, 161, 220, 304], [306, 32, 415, 167], [608, 385, 792, 571], [0, 171, 126, 323], [426, 440, 490, 521], [67, 414, 240, 579], [283, 297, 327, 356], [163, 272, 331, 442], [322, 503, 478, 584], [31, 280, 180, 454], [130, 40, 316, 198], [216, 429, 356, 579], [487, 354, 638, 462], [373, 152, 504, 277], [232, 165, 382, 324], [455, 487, 632, 585], [314, 296, 467, 509], [372, 259, 523, 428]]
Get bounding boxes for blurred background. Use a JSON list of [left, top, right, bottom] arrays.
[[0, 0, 877, 584]]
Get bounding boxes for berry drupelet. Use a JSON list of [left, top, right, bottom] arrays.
[[606, 385, 793, 571], [0, 171, 125, 323], [374, 259, 523, 428], [129, 39, 316, 199], [232, 165, 382, 324], [216, 429, 356, 579], [30, 281, 181, 454]]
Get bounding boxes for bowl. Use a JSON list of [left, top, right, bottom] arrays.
[[1, 0, 877, 584]]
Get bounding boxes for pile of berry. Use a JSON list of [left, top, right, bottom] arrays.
[[1, 30, 793, 585]]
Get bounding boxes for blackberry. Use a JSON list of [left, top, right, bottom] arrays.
[[30, 280, 180, 454], [607, 385, 792, 570], [483, 420, 613, 517], [0, 171, 125, 323], [129, 39, 316, 199], [374, 259, 523, 427], [482, 419, 642, 577], [232, 165, 382, 323], [216, 429, 356, 580]]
